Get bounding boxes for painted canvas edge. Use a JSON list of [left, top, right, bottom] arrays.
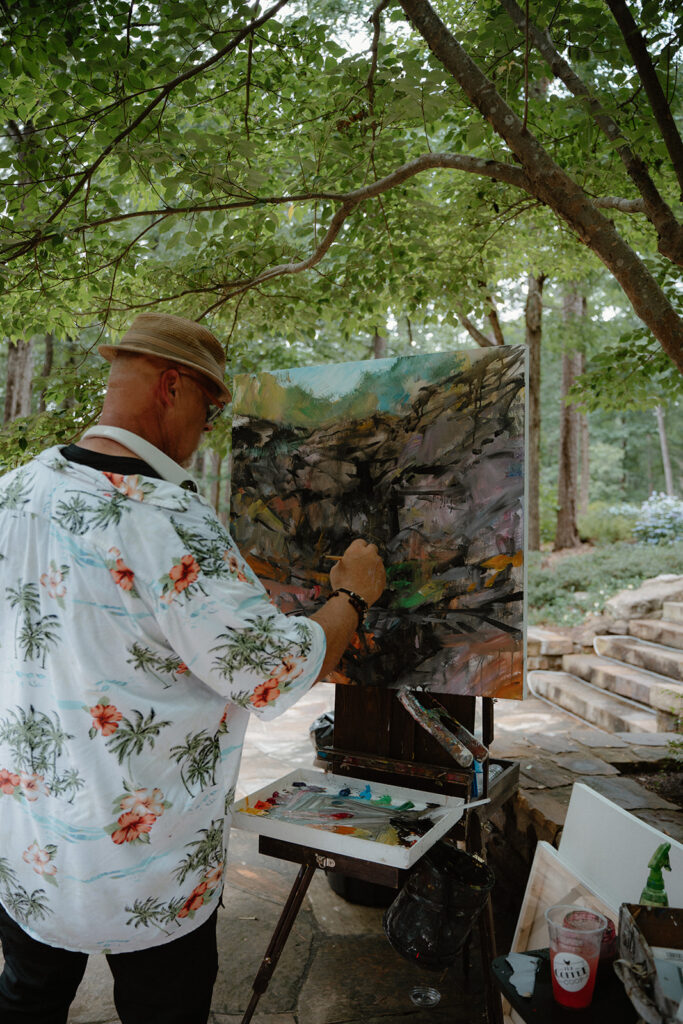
[[231, 346, 526, 700]]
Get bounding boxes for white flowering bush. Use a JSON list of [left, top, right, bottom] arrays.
[[633, 493, 683, 545]]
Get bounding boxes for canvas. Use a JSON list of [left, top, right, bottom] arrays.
[[231, 347, 525, 699]]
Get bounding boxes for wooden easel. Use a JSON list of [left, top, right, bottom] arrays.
[[239, 689, 518, 1024]]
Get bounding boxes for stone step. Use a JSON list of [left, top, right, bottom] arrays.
[[630, 618, 683, 651], [594, 634, 683, 683], [664, 602, 683, 624], [562, 652, 677, 707], [527, 626, 574, 657], [529, 671, 658, 733]]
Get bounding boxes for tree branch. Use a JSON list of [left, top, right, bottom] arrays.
[[593, 196, 645, 212], [0, 0, 290, 264], [456, 310, 495, 347], [497, 0, 683, 262], [366, 0, 391, 114], [485, 294, 505, 345], [605, 0, 683, 196], [201, 199, 361, 315], [398, 0, 683, 372]]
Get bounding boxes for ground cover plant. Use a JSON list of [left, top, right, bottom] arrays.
[[528, 541, 683, 626]]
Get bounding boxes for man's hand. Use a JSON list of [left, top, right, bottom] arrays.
[[311, 539, 386, 680], [329, 538, 386, 607]]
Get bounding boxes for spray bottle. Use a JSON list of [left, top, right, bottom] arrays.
[[640, 842, 671, 907]]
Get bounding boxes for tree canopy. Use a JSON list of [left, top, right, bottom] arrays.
[[0, 0, 681, 447]]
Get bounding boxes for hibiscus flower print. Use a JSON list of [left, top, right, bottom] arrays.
[[110, 558, 135, 591], [225, 553, 247, 583], [105, 783, 171, 844], [250, 678, 280, 708], [40, 568, 66, 600], [250, 654, 304, 708], [159, 554, 203, 604], [111, 811, 156, 845], [204, 863, 224, 887], [88, 701, 123, 738], [275, 655, 304, 686], [169, 554, 200, 593], [177, 881, 209, 919], [0, 769, 20, 795], [39, 561, 69, 608], [20, 772, 50, 801], [103, 472, 145, 501], [120, 787, 166, 818], [22, 841, 58, 883]]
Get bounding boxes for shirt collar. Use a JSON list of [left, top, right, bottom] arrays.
[[80, 427, 198, 492]]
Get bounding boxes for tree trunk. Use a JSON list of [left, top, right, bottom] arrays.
[[579, 410, 590, 515], [38, 333, 54, 413], [373, 326, 387, 359], [554, 289, 584, 550], [578, 353, 590, 515], [524, 273, 544, 550], [211, 449, 222, 513], [655, 405, 675, 495], [3, 338, 34, 424]]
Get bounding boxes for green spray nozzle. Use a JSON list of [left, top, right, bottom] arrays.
[[640, 842, 671, 908]]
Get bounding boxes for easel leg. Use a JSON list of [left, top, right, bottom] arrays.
[[240, 862, 317, 1024], [467, 813, 504, 1024]]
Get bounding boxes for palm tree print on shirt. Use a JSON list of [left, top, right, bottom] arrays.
[[0, 707, 84, 802], [124, 819, 224, 934], [170, 708, 228, 795], [0, 470, 31, 510], [53, 484, 138, 536], [85, 699, 172, 776], [6, 580, 61, 667], [126, 643, 188, 689], [0, 855, 52, 925], [210, 615, 313, 707], [169, 514, 256, 582]]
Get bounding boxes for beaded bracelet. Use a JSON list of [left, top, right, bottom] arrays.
[[330, 588, 368, 630]]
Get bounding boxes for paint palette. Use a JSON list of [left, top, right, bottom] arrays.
[[232, 769, 464, 868]]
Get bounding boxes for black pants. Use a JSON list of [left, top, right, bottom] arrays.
[[0, 902, 218, 1024]]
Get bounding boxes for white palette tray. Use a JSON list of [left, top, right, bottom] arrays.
[[232, 768, 465, 869]]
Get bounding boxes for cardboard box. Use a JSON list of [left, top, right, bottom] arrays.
[[616, 903, 683, 1024]]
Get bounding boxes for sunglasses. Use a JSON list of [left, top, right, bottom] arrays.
[[177, 371, 226, 426]]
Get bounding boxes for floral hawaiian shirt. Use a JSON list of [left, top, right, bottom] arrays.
[[0, 447, 325, 952]]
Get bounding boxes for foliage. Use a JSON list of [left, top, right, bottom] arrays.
[[570, 327, 683, 412], [0, 0, 680, 398], [577, 501, 638, 545], [633, 493, 683, 545], [528, 541, 683, 626]]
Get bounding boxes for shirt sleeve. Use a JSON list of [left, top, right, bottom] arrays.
[[130, 498, 326, 722]]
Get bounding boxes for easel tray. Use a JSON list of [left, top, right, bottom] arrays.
[[232, 768, 465, 869]]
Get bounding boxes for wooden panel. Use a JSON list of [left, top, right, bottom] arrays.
[[334, 686, 477, 766]]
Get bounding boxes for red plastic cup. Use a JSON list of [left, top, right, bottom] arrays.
[[545, 905, 607, 1009]]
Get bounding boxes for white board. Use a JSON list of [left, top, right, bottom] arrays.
[[559, 782, 683, 909]]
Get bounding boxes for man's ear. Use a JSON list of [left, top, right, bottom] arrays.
[[158, 368, 181, 409]]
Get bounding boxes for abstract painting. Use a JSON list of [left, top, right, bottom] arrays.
[[231, 346, 525, 699]]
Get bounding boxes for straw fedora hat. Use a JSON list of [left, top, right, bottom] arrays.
[[99, 313, 230, 400]]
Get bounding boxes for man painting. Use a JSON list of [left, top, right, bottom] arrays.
[[0, 313, 385, 1023]]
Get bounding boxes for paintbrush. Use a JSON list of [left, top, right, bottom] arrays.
[[323, 555, 342, 561]]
